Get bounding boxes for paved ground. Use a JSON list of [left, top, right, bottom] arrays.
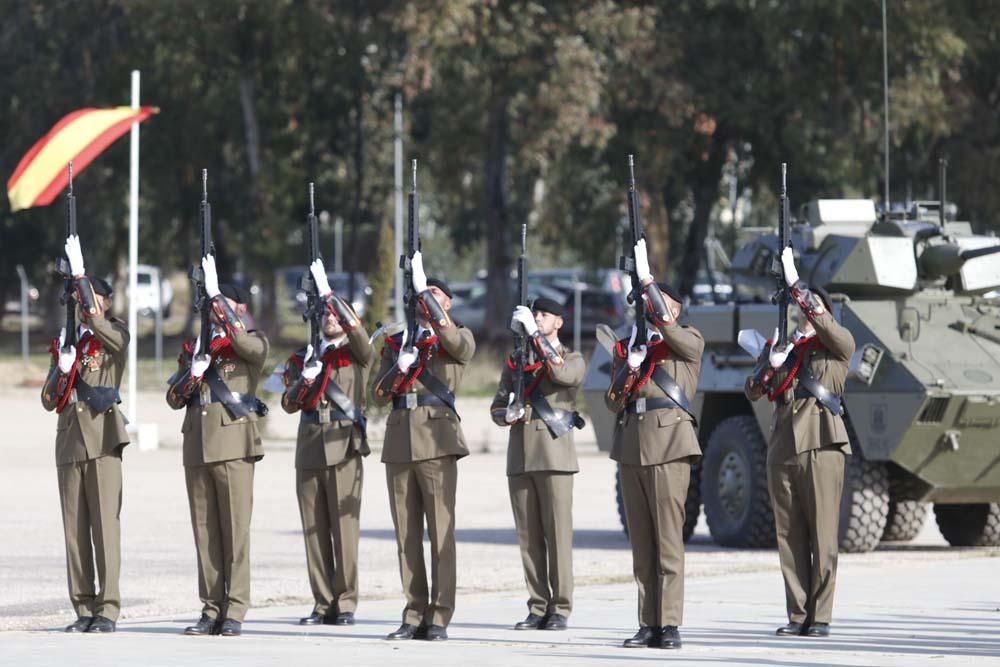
[[2, 389, 999, 665]]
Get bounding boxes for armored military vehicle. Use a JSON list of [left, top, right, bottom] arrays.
[[584, 186, 1000, 553]]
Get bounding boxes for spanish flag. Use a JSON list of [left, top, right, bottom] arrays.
[[7, 106, 157, 212]]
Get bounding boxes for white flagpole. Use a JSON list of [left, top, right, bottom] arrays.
[[127, 70, 140, 428]]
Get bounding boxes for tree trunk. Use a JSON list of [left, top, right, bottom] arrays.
[[483, 99, 513, 343], [346, 0, 365, 305], [679, 128, 729, 297]]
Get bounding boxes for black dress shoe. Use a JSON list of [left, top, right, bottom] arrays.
[[299, 611, 326, 625], [333, 611, 355, 626], [657, 625, 682, 649], [805, 623, 830, 637], [776, 622, 805, 636], [423, 625, 448, 641], [184, 614, 218, 636], [514, 613, 547, 630], [542, 614, 567, 631], [86, 616, 116, 633], [386, 623, 419, 640], [219, 619, 242, 637], [65, 616, 93, 633], [623, 626, 659, 648]]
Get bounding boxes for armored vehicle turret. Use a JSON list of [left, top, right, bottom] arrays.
[[584, 183, 1000, 552]]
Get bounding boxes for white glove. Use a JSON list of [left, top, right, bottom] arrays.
[[201, 254, 221, 298], [57, 327, 66, 350], [397, 348, 419, 373], [410, 250, 428, 293], [309, 259, 332, 297], [58, 345, 77, 374], [627, 344, 647, 369], [302, 344, 322, 381], [510, 305, 538, 336], [190, 337, 211, 378], [768, 327, 793, 368], [65, 235, 85, 277], [634, 238, 652, 284], [780, 246, 799, 287], [504, 392, 525, 424]]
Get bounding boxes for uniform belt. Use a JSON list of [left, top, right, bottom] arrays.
[[625, 397, 679, 414], [301, 408, 352, 424], [392, 393, 450, 410]]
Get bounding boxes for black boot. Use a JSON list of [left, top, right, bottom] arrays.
[[219, 619, 242, 637], [776, 622, 805, 636], [86, 616, 116, 633], [385, 623, 420, 640], [298, 611, 326, 625], [805, 623, 830, 637], [64, 616, 93, 633], [657, 625, 682, 649], [333, 611, 355, 626], [514, 613, 547, 630], [184, 614, 218, 636], [424, 625, 448, 641], [542, 614, 568, 631], [623, 626, 659, 648]]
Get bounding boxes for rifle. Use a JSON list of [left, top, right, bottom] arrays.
[[400, 159, 420, 353], [773, 163, 791, 348], [191, 169, 214, 353], [506, 224, 530, 422], [620, 154, 646, 348], [55, 162, 78, 349], [301, 182, 323, 356]]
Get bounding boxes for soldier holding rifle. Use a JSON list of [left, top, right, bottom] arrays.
[[605, 156, 704, 651], [281, 184, 373, 627], [490, 226, 585, 632]]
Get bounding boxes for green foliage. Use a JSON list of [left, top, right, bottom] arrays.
[[363, 221, 395, 333]]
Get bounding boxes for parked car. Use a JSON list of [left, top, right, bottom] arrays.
[[561, 287, 629, 340], [127, 265, 174, 317]]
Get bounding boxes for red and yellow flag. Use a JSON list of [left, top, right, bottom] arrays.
[[7, 106, 157, 212]]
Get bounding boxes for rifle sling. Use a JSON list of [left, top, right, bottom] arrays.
[[527, 386, 584, 439], [648, 365, 698, 426], [203, 366, 265, 419], [73, 378, 120, 414], [793, 365, 845, 416], [415, 366, 460, 420], [322, 378, 368, 435]]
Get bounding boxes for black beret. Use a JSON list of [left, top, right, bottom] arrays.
[[657, 281, 683, 304], [91, 277, 113, 297], [426, 278, 453, 299], [531, 296, 565, 318], [220, 283, 250, 304]]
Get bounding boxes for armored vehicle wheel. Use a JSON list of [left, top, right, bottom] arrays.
[[614, 463, 701, 543], [933, 503, 1000, 547], [881, 500, 928, 542], [838, 455, 889, 553], [701, 416, 774, 548]]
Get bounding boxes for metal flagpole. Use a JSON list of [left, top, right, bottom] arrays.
[[394, 93, 404, 321], [128, 70, 140, 427]]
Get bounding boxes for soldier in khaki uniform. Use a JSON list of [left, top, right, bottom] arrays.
[[605, 240, 703, 650], [166, 254, 269, 638], [372, 251, 475, 642], [281, 258, 373, 626], [490, 297, 584, 631], [41, 234, 129, 634], [745, 247, 854, 638]]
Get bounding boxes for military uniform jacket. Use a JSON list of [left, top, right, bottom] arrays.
[[167, 330, 269, 467], [43, 316, 130, 466], [372, 325, 476, 464], [605, 323, 704, 467], [282, 326, 373, 470], [757, 311, 854, 466], [490, 343, 584, 475]]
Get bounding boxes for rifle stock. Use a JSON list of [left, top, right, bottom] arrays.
[[507, 224, 529, 421], [620, 154, 646, 347], [59, 162, 78, 348], [195, 169, 214, 353], [303, 182, 323, 355], [400, 159, 419, 352]]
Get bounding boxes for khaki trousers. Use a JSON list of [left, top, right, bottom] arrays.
[[184, 459, 255, 622], [508, 472, 574, 617], [296, 454, 364, 615], [768, 449, 845, 624], [385, 456, 458, 627], [619, 461, 690, 627], [57, 455, 122, 620]]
